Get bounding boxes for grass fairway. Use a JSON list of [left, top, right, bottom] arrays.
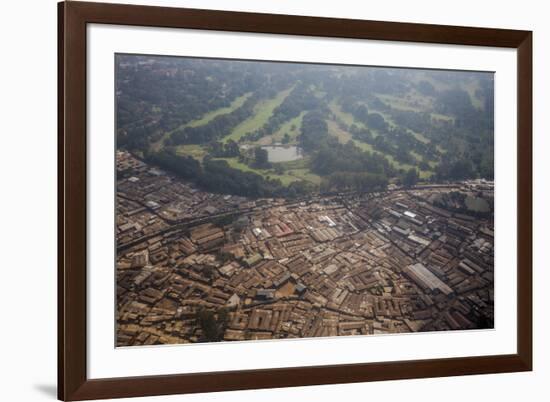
[[223, 87, 294, 143], [187, 93, 251, 128], [158, 90, 439, 187], [377, 93, 430, 113], [409, 130, 430, 144], [270, 111, 306, 144], [367, 102, 434, 146], [287, 168, 322, 185], [213, 157, 300, 186], [411, 71, 483, 110], [328, 100, 367, 130], [419, 171, 434, 179], [431, 112, 454, 123], [327, 118, 384, 159], [327, 120, 354, 144], [278, 157, 309, 170], [167, 144, 320, 187], [175, 144, 208, 161], [151, 92, 251, 151], [326, 117, 435, 178]]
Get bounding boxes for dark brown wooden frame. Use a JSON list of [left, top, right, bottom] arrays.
[[58, 1, 532, 400]]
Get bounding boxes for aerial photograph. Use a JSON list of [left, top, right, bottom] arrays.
[[115, 54, 494, 347]]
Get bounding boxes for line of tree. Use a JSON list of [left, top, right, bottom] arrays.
[[240, 83, 324, 143], [195, 307, 228, 342], [169, 95, 258, 145], [298, 110, 329, 151], [145, 148, 315, 198], [320, 171, 388, 193], [206, 140, 240, 158]]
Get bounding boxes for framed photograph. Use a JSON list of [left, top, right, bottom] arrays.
[[58, 1, 532, 400]]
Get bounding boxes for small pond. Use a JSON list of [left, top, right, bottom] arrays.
[[261, 145, 304, 163]]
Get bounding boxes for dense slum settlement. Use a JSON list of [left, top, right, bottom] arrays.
[[116, 151, 494, 346]]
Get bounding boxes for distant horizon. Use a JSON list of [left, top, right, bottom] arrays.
[[116, 52, 495, 76]]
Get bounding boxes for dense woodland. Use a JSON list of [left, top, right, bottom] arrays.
[[116, 55, 494, 198]]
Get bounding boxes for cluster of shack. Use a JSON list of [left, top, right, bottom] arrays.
[[116, 151, 494, 346]]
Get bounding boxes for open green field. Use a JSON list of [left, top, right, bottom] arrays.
[[377, 92, 432, 113], [409, 72, 483, 110], [170, 93, 438, 185], [268, 111, 306, 144], [327, 115, 390, 152], [277, 157, 309, 170], [328, 100, 367, 130], [287, 168, 322, 185], [202, 153, 323, 187], [326, 118, 434, 178], [382, 152, 433, 178], [361, 105, 396, 132], [213, 157, 302, 186], [188, 93, 251, 128], [151, 92, 252, 151], [330, 98, 432, 151], [327, 120, 353, 144], [222, 87, 294, 144], [436, 144, 447, 154], [409, 130, 430, 144], [410, 151, 438, 172], [154, 85, 444, 188], [364, 100, 433, 146], [431, 112, 455, 123], [310, 84, 326, 99], [116, 54, 494, 196], [326, 118, 377, 154], [169, 140, 321, 188], [174, 144, 208, 160]]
